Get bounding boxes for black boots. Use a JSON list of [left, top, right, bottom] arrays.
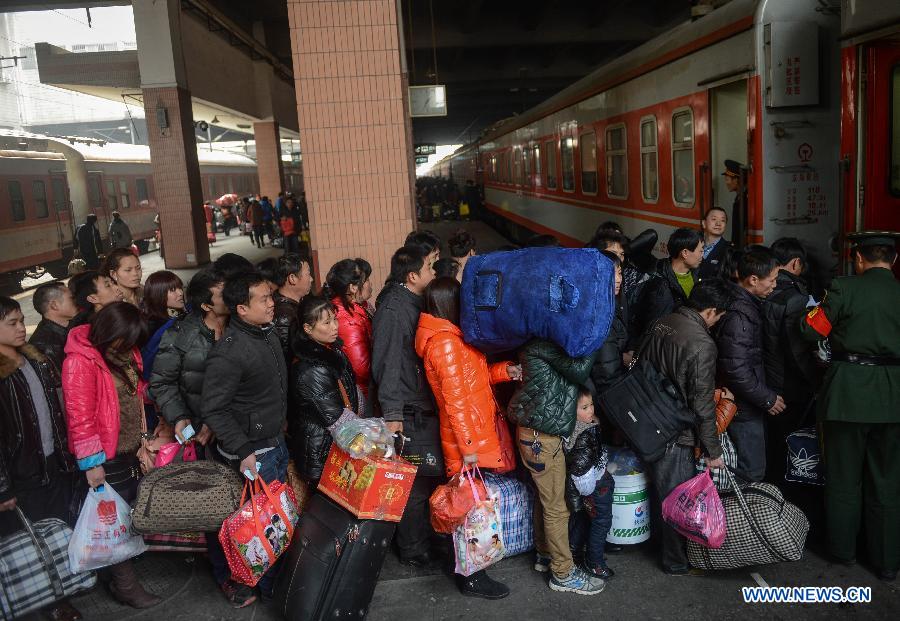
[[108, 561, 162, 609], [457, 570, 510, 600]]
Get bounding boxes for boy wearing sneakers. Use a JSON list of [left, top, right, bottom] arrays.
[[508, 339, 605, 595], [565, 386, 615, 580]]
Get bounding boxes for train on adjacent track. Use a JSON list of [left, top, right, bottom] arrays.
[[0, 130, 302, 293], [433, 0, 900, 281]]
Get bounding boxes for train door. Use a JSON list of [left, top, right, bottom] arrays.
[[862, 42, 900, 233], [708, 79, 749, 225], [86, 172, 111, 239]]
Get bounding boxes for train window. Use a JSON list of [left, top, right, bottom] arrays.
[[671, 109, 694, 205], [581, 132, 598, 195], [119, 179, 130, 209], [533, 146, 541, 187], [8, 181, 25, 221], [33, 181, 49, 218], [545, 141, 557, 190], [506, 151, 512, 184], [88, 176, 102, 210], [106, 180, 119, 211], [490, 155, 497, 181], [892, 65, 900, 195], [514, 147, 523, 185], [523, 146, 532, 185], [51, 178, 67, 211], [136, 178, 149, 203], [640, 116, 659, 202], [561, 136, 575, 192], [606, 125, 627, 199]]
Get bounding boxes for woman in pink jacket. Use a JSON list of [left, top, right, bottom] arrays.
[[63, 302, 161, 609], [324, 259, 373, 406]]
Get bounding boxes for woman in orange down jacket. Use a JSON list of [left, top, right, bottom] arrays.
[[415, 276, 521, 599]]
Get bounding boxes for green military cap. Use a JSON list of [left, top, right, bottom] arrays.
[[847, 231, 900, 248]]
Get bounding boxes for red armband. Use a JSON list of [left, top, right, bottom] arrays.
[[804, 306, 832, 338]]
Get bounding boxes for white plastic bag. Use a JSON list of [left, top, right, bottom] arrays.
[[68, 485, 148, 572]]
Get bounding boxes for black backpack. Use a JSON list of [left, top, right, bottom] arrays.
[[596, 354, 696, 463]]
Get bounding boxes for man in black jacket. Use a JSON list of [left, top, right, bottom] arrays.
[[202, 271, 287, 596], [67, 270, 123, 328], [632, 228, 704, 345], [698, 207, 731, 281], [762, 238, 819, 484], [716, 248, 784, 482], [29, 282, 78, 370], [371, 245, 438, 567], [272, 253, 313, 362], [641, 280, 729, 574], [75, 213, 103, 269]]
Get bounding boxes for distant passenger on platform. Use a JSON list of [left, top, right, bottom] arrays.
[[248, 199, 265, 248], [273, 254, 314, 363], [108, 211, 134, 250], [698, 207, 731, 281], [260, 196, 275, 243], [448, 229, 476, 281], [105, 248, 144, 307], [29, 282, 78, 371], [280, 198, 302, 255], [75, 213, 103, 270], [723, 159, 747, 247], [632, 228, 703, 340], [68, 270, 124, 328], [716, 248, 784, 482]]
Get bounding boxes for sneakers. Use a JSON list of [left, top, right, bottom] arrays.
[[533, 554, 551, 573], [584, 564, 615, 580], [549, 568, 606, 595], [220, 580, 257, 608]]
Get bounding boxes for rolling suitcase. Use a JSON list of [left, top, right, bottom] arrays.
[[274, 493, 395, 620]]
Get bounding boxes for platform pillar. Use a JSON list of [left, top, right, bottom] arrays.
[[133, 0, 208, 268], [253, 121, 284, 202], [287, 0, 416, 286]]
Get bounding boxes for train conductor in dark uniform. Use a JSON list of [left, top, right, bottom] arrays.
[[723, 159, 747, 248], [799, 231, 900, 581]]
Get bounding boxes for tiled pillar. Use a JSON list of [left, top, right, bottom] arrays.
[[254, 121, 284, 201], [142, 87, 209, 268], [287, 0, 416, 287], [134, 0, 208, 268]]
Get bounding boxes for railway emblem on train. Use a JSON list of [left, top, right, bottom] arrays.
[[797, 143, 813, 163]]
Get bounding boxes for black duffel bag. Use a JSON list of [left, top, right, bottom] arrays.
[[596, 355, 695, 463]]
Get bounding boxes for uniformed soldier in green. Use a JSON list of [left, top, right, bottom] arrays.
[[799, 232, 900, 581]]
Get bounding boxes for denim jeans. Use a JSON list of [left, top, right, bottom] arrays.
[[568, 471, 614, 568]]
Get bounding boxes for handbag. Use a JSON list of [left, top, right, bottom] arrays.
[[219, 477, 299, 587], [0, 508, 96, 620], [494, 413, 517, 474], [596, 354, 695, 463], [132, 458, 244, 533], [136, 402, 176, 474], [452, 469, 505, 576], [686, 468, 809, 570], [430, 467, 488, 534], [397, 407, 445, 477], [714, 389, 737, 434], [785, 427, 824, 486]]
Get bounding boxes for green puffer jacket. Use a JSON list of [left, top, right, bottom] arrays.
[[508, 339, 596, 437]]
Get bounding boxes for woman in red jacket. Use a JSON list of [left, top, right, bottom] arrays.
[[324, 259, 373, 408], [414, 277, 521, 600], [63, 302, 161, 609]]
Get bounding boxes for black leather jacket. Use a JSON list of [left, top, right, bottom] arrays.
[[201, 318, 288, 461], [149, 313, 217, 427], [28, 318, 68, 372], [564, 423, 603, 513], [0, 345, 76, 502], [591, 298, 628, 392], [716, 282, 777, 417], [289, 337, 358, 481], [273, 291, 300, 362], [641, 307, 721, 459], [632, 259, 696, 348]]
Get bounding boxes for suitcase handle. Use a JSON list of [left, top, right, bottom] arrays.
[[722, 468, 791, 563]]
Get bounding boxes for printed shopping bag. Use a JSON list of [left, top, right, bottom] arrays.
[[68, 485, 148, 572], [219, 477, 299, 587], [661, 469, 726, 549], [452, 469, 505, 576]]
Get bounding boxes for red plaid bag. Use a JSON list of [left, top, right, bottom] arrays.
[[218, 477, 299, 586]]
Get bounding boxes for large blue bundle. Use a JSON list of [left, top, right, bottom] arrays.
[[460, 247, 615, 357]]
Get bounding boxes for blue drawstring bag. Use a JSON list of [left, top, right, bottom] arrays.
[[460, 247, 615, 357]]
